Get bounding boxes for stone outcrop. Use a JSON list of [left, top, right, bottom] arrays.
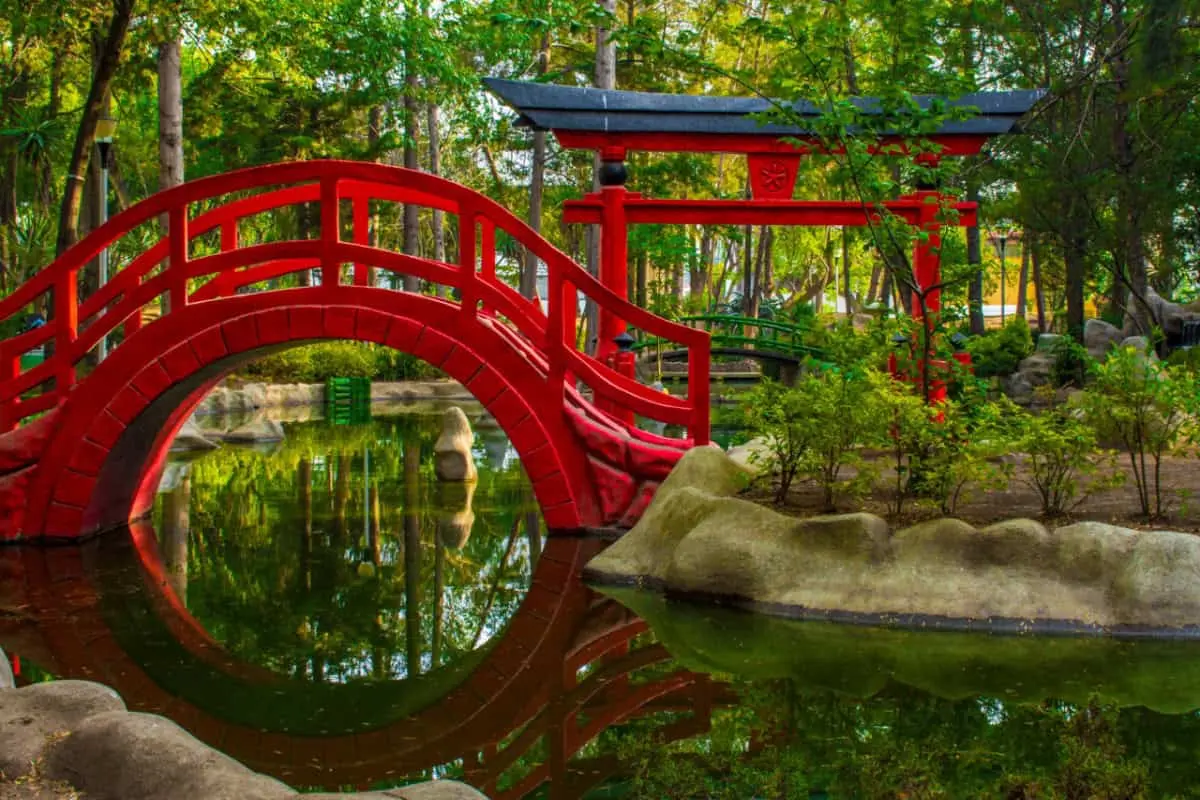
[[170, 419, 220, 452], [586, 447, 1200, 634], [0, 679, 487, 799], [1143, 286, 1200, 339], [0, 647, 11, 689], [434, 407, 477, 482]]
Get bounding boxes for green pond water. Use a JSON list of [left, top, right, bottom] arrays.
[[4, 402, 1200, 798]]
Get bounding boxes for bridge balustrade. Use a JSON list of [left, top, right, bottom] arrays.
[[0, 162, 709, 442]]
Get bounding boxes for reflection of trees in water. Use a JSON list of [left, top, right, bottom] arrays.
[[153, 413, 542, 684]]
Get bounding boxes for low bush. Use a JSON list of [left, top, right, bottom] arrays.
[[1013, 387, 1123, 515], [1079, 345, 1200, 518], [965, 318, 1033, 378]]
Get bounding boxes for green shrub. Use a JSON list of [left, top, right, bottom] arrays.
[[965, 319, 1033, 378], [239, 342, 442, 384], [1079, 345, 1200, 517], [1012, 388, 1122, 515], [744, 370, 885, 508], [1050, 336, 1092, 388]]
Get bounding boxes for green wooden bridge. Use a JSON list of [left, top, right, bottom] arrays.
[[632, 314, 825, 369]]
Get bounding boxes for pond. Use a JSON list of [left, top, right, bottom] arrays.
[[3, 402, 1200, 798]]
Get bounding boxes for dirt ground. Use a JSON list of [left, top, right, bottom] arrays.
[[746, 452, 1200, 533]]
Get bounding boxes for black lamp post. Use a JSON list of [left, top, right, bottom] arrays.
[[95, 111, 118, 360]]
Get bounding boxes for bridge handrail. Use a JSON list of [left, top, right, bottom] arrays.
[[0, 161, 709, 441]]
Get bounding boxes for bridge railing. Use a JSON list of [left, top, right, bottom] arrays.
[[632, 313, 820, 363], [0, 161, 709, 442]]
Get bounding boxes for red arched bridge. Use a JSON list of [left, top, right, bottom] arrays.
[[0, 160, 710, 541]]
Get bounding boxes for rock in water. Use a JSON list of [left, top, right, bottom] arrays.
[[434, 407, 477, 482], [218, 419, 285, 444]]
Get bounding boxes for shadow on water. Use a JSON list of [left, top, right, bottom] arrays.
[[6, 405, 1200, 796]]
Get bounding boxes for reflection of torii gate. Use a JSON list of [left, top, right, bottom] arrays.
[[487, 79, 1044, 327], [0, 531, 725, 794]]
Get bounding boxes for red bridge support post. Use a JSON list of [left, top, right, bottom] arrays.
[[597, 152, 630, 364]]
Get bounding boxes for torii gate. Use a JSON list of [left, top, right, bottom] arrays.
[[486, 79, 1044, 356]]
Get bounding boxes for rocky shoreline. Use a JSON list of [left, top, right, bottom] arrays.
[[194, 380, 475, 417], [586, 447, 1200, 636], [0, 666, 485, 800]]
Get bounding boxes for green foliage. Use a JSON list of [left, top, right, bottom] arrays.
[[1012, 387, 1123, 515], [965, 318, 1033, 379], [1080, 345, 1200, 518], [1051, 336, 1094, 388], [238, 342, 441, 384]]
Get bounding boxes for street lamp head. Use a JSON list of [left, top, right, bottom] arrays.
[[95, 111, 118, 143]]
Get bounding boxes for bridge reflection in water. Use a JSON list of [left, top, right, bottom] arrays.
[[0, 523, 725, 797]]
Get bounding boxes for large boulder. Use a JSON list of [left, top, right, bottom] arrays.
[[1084, 318, 1123, 360], [42, 711, 293, 800], [1013, 351, 1055, 388], [586, 448, 1200, 633], [0, 681, 125, 780], [1143, 286, 1200, 339], [434, 407, 477, 482]]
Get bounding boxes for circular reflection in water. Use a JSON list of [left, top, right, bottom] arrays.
[[146, 404, 543, 722]]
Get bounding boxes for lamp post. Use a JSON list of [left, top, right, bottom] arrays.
[[989, 228, 1010, 326], [95, 111, 118, 361]]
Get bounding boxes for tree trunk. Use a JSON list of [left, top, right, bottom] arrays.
[[403, 442, 421, 676], [56, 0, 136, 256], [841, 225, 853, 315], [1064, 202, 1087, 341], [584, 0, 617, 354], [427, 98, 446, 296], [1016, 231, 1030, 319], [741, 220, 754, 316], [158, 35, 184, 312], [522, 30, 551, 301], [402, 64, 420, 291], [965, 182, 985, 334], [1031, 235, 1047, 333]]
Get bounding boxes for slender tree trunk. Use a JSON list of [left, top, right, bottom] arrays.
[[741, 218, 754, 316], [402, 64, 420, 291], [1064, 201, 1087, 341], [56, 0, 135, 256], [1031, 235, 1047, 333], [523, 30, 551, 301], [841, 225, 852, 315], [158, 35, 184, 311], [584, 0, 617, 353], [427, 97, 446, 296], [636, 250, 648, 307], [1016, 231, 1030, 319]]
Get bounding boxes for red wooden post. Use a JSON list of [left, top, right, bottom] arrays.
[[55, 271, 78, 391], [168, 206, 189, 311], [320, 178, 340, 288], [481, 220, 496, 317], [458, 209, 477, 317], [911, 189, 943, 319], [597, 156, 628, 362], [688, 334, 710, 444], [352, 194, 371, 286]]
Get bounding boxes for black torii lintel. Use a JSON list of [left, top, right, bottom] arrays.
[[484, 78, 1046, 150]]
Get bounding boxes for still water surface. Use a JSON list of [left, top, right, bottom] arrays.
[[4, 404, 1200, 797]]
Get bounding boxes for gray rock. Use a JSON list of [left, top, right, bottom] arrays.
[[218, 420, 286, 444], [170, 419, 220, 452], [0, 647, 13, 689], [1015, 351, 1056, 387], [42, 711, 293, 800], [0, 681, 125, 779], [1084, 318, 1123, 355], [434, 407, 477, 482], [1003, 372, 1034, 406], [586, 447, 1200, 631], [1143, 286, 1200, 338]]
